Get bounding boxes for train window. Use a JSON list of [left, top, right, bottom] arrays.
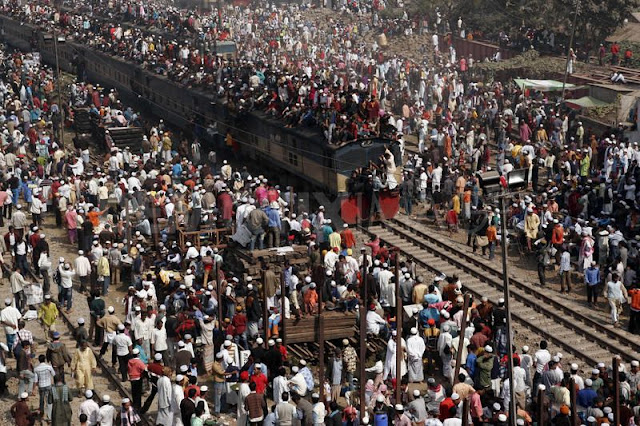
[[288, 152, 298, 167]]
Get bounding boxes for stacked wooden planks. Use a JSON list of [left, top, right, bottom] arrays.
[[284, 311, 357, 344], [225, 245, 311, 282]]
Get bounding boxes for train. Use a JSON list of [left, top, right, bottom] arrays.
[[0, 15, 399, 219]]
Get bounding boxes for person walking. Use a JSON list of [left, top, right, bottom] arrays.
[[74, 251, 91, 294], [11, 392, 38, 426], [98, 395, 116, 426], [51, 374, 73, 426], [10, 266, 28, 313], [127, 348, 146, 409], [156, 368, 173, 425], [33, 354, 56, 422], [46, 332, 71, 380], [38, 295, 58, 341], [1, 297, 22, 350], [58, 263, 76, 313], [605, 273, 628, 327], [70, 340, 97, 392]]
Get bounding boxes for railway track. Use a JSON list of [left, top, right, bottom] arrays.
[[17, 266, 154, 426], [357, 216, 640, 367]]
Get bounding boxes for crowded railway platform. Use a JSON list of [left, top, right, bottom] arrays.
[[0, 0, 639, 425]]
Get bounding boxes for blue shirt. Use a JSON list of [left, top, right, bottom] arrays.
[[466, 352, 477, 377], [172, 163, 182, 177], [584, 267, 600, 286], [577, 388, 597, 408], [266, 207, 281, 228]]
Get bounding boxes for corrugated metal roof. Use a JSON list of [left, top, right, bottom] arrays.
[[607, 21, 640, 42]]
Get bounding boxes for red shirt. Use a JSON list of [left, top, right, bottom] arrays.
[[439, 397, 456, 420], [629, 289, 640, 311], [232, 314, 247, 335], [147, 361, 164, 377], [185, 384, 200, 398], [277, 345, 287, 361], [251, 372, 268, 394], [127, 357, 146, 380]]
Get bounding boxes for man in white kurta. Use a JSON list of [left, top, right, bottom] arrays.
[[383, 331, 407, 380], [156, 374, 173, 425], [437, 325, 453, 379], [406, 327, 426, 382], [237, 378, 251, 426], [378, 267, 395, 307], [171, 375, 185, 426], [272, 369, 290, 404]]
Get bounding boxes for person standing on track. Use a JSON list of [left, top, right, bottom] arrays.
[[113, 323, 132, 381], [585, 262, 601, 308], [127, 348, 147, 409], [97, 306, 121, 366], [605, 273, 628, 327], [57, 262, 76, 313]]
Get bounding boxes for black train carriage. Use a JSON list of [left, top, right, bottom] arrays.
[[0, 15, 399, 219]]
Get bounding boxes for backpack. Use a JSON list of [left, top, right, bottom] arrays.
[[53, 269, 62, 287]]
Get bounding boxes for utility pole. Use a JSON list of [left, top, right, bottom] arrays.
[[613, 356, 620, 426], [53, 30, 65, 147], [394, 253, 402, 403], [318, 267, 325, 403], [500, 196, 516, 426], [280, 267, 286, 345], [453, 293, 471, 383], [359, 254, 368, 419], [561, 0, 580, 99]]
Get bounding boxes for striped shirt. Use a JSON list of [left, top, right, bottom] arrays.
[[34, 362, 56, 388]]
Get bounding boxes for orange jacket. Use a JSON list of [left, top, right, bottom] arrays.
[[630, 289, 640, 311], [551, 225, 564, 245]]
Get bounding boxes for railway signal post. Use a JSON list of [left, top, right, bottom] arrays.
[[499, 195, 517, 425], [453, 293, 472, 383], [479, 168, 530, 426], [394, 253, 402, 403], [359, 253, 368, 419]]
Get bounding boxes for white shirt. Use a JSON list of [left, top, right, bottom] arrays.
[[30, 197, 43, 214], [151, 327, 168, 352], [366, 310, 387, 335], [97, 404, 116, 426], [1, 306, 22, 334], [79, 399, 100, 426], [312, 402, 326, 425], [113, 333, 132, 356], [513, 365, 526, 392], [58, 266, 75, 288], [75, 256, 92, 277], [534, 349, 551, 374]]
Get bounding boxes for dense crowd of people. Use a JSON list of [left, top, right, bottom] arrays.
[[0, 0, 639, 425]]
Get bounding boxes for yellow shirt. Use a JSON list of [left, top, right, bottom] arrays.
[[452, 195, 461, 215], [328, 232, 342, 250], [38, 302, 59, 326]]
